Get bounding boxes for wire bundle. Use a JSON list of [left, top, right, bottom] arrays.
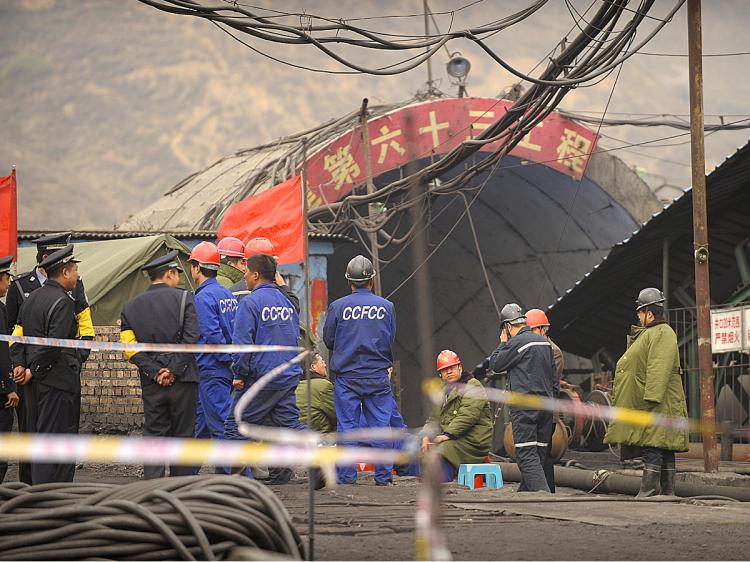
[[140, 1, 687, 268], [137, 0, 550, 75], [0, 475, 304, 561], [307, 1, 685, 231]]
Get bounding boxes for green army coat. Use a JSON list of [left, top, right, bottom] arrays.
[[423, 376, 494, 468], [216, 263, 244, 289], [296, 375, 337, 433], [604, 322, 689, 452]]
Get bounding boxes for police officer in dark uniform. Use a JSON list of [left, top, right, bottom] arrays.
[[6, 233, 94, 484], [120, 250, 200, 479], [9, 246, 84, 484], [490, 303, 558, 493], [0, 256, 19, 483]]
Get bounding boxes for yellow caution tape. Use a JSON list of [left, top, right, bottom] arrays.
[[0, 433, 413, 466], [424, 379, 709, 434]]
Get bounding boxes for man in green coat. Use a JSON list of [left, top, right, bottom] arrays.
[[420, 350, 494, 482], [296, 352, 336, 433], [604, 288, 688, 497], [216, 237, 246, 289]]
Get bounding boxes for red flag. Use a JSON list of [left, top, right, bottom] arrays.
[[0, 169, 17, 259], [218, 175, 304, 265]]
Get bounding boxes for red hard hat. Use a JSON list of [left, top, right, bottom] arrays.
[[244, 237, 278, 260], [217, 236, 245, 258], [188, 241, 220, 270], [436, 349, 461, 372], [525, 308, 550, 329]]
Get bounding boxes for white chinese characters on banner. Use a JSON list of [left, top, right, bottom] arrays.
[[710, 308, 744, 353]]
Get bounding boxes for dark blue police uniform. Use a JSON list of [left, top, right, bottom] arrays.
[[9, 246, 82, 484], [0, 256, 16, 483], [120, 251, 200, 480]]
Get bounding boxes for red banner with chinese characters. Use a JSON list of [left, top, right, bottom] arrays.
[[218, 175, 304, 265], [0, 169, 17, 259], [304, 97, 598, 210]]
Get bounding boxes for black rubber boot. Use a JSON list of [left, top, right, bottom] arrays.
[[309, 468, 326, 490], [636, 464, 661, 498], [267, 467, 293, 485], [660, 461, 676, 496]]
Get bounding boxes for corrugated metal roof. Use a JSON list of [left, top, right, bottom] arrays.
[[117, 99, 414, 232], [548, 140, 750, 358]]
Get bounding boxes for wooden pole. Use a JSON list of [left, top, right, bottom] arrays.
[[359, 98, 382, 296], [687, 0, 718, 473], [301, 139, 317, 557]]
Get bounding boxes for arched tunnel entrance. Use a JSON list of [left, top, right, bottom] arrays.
[[326, 154, 640, 425]]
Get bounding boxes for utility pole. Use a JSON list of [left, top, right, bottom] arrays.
[[423, 0, 433, 93], [359, 98, 382, 296], [687, 0, 718, 473], [301, 139, 317, 559]]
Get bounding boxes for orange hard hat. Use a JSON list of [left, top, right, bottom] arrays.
[[188, 241, 220, 270], [217, 236, 245, 258], [436, 349, 462, 372], [525, 308, 550, 329], [244, 237, 278, 260]]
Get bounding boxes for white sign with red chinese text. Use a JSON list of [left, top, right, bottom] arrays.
[[745, 307, 750, 350], [710, 307, 744, 353]]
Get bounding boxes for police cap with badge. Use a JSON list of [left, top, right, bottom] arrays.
[[142, 250, 184, 277], [0, 255, 13, 276], [39, 245, 80, 275], [33, 232, 72, 255]]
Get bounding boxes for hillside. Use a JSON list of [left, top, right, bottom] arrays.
[[2, 0, 748, 230]]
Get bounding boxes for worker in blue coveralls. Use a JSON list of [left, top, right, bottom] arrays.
[[188, 242, 238, 473], [324, 255, 397, 486], [358, 368, 419, 477], [224, 253, 305, 484]]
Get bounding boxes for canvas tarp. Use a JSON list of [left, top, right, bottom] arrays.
[[16, 235, 193, 325]]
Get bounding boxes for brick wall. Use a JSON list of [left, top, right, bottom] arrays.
[[80, 326, 144, 433]]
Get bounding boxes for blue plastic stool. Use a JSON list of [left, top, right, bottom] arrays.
[[457, 463, 504, 490]]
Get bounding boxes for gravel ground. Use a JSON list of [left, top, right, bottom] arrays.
[[3, 453, 750, 560]]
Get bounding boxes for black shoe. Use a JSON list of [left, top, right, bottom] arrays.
[[636, 464, 661, 498], [267, 468, 293, 485], [309, 468, 326, 490], [375, 480, 393, 486]]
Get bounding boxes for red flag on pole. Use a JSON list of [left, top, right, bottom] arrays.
[[0, 169, 17, 259], [218, 175, 305, 265]]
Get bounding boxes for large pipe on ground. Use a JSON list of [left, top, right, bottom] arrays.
[[678, 442, 749, 462], [496, 462, 750, 502]]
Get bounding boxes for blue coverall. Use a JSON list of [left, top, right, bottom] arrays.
[[193, 278, 238, 446], [224, 282, 305, 479], [323, 287, 396, 484]]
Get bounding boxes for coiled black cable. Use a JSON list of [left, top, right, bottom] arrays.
[[0, 475, 304, 561]]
